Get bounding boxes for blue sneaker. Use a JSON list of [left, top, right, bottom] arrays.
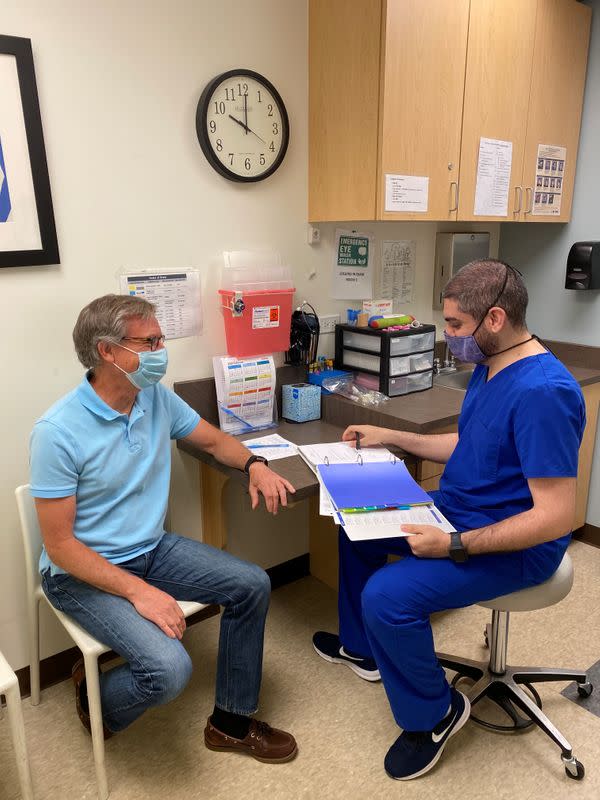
[[312, 631, 380, 681], [385, 688, 470, 780]]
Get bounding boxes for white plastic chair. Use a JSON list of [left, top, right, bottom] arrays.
[[15, 484, 207, 800], [0, 650, 34, 800]]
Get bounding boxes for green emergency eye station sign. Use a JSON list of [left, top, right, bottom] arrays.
[[336, 234, 369, 267]]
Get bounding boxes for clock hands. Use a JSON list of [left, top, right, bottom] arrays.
[[243, 93, 248, 135], [228, 114, 267, 145]]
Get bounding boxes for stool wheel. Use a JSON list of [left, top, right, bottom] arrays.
[[576, 682, 593, 698], [564, 758, 585, 780]]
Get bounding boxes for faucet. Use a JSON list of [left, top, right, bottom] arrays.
[[433, 344, 457, 375]]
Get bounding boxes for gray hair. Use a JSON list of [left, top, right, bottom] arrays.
[[443, 259, 528, 330], [73, 294, 156, 369]]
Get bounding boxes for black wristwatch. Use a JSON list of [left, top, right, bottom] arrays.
[[243, 454, 269, 474], [449, 532, 468, 563]]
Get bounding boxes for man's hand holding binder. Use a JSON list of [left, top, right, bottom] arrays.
[[401, 524, 453, 558]]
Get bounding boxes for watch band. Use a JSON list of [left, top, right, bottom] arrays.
[[449, 531, 468, 563], [244, 454, 269, 474]]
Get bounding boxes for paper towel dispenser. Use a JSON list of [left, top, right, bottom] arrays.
[[432, 232, 491, 309], [565, 241, 600, 290]]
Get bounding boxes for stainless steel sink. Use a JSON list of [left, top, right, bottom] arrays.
[[432, 368, 474, 392]]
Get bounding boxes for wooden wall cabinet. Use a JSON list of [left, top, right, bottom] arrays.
[[459, 0, 591, 222], [309, 0, 591, 224]]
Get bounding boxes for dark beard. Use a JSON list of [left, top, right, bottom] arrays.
[[474, 328, 501, 358]]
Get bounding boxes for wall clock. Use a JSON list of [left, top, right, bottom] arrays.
[[196, 69, 290, 182]]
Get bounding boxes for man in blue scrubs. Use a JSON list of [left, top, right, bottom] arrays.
[[313, 259, 585, 780], [30, 294, 298, 762]]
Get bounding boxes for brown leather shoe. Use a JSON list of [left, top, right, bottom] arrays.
[[72, 658, 114, 740], [204, 717, 297, 763]]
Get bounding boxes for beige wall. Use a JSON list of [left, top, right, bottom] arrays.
[[0, 0, 499, 670]]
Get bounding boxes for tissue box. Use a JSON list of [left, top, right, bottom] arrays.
[[282, 383, 321, 423]]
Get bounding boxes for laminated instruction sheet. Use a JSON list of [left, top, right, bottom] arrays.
[[213, 355, 276, 434], [533, 144, 566, 216], [119, 270, 202, 339]]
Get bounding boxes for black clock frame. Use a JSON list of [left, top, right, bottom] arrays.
[[196, 69, 290, 183]]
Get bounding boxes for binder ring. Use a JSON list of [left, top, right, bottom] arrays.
[[356, 453, 363, 465], [324, 456, 330, 466], [390, 455, 397, 464]]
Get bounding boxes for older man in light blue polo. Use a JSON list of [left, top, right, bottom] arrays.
[[30, 293, 297, 762]]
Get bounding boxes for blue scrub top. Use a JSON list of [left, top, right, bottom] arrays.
[[431, 353, 586, 534]]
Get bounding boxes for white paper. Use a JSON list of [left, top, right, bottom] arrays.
[[318, 473, 335, 516], [474, 137, 513, 217], [298, 442, 395, 474], [533, 144, 566, 216], [213, 355, 276, 434], [119, 271, 202, 339], [381, 240, 415, 309], [239, 433, 298, 461], [384, 174, 429, 213], [331, 229, 374, 300], [338, 505, 455, 541]]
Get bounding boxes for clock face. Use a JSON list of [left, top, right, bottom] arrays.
[[196, 69, 290, 182]]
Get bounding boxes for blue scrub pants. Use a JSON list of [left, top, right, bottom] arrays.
[[338, 528, 569, 732]]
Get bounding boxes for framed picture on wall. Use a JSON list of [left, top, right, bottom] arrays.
[[0, 34, 59, 268]]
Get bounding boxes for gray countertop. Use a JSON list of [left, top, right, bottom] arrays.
[[321, 362, 600, 434], [177, 418, 416, 499], [174, 356, 600, 490]]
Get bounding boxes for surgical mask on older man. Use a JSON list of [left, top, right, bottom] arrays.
[[113, 343, 168, 389]]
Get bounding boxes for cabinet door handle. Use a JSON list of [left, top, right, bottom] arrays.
[[514, 185, 523, 215], [524, 187, 534, 215], [449, 181, 459, 213]]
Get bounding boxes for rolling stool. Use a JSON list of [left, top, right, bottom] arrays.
[[436, 551, 592, 780]]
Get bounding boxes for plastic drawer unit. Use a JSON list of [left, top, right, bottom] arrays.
[[335, 323, 436, 397]]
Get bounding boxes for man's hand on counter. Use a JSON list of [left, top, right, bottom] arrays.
[[248, 462, 295, 514]]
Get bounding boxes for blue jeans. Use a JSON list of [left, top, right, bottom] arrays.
[[42, 534, 271, 732], [338, 528, 569, 732]]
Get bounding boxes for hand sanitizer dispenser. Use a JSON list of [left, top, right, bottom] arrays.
[[565, 242, 600, 290]]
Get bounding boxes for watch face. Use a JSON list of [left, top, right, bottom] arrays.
[[196, 69, 290, 182]]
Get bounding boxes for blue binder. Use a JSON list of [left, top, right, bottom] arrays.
[[317, 460, 431, 510]]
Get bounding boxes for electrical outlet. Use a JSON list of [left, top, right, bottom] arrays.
[[307, 225, 321, 245], [320, 313, 340, 334]]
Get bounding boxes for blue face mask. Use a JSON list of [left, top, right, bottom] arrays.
[[114, 343, 168, 389], [443, 263, 512, 364], [443, 328, 488, 363]]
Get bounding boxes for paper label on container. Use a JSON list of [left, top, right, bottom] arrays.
[[385, 174, 429, 213], [252, 305, 280, 329], [474, 137, 512, 217], [532, 144, 566, 216]]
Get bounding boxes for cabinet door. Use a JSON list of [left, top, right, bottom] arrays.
[[458, 0, 538, 221], [377, 0, 470, 221], [521, 0, 591, 223], [308, 0, 382, 222]]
